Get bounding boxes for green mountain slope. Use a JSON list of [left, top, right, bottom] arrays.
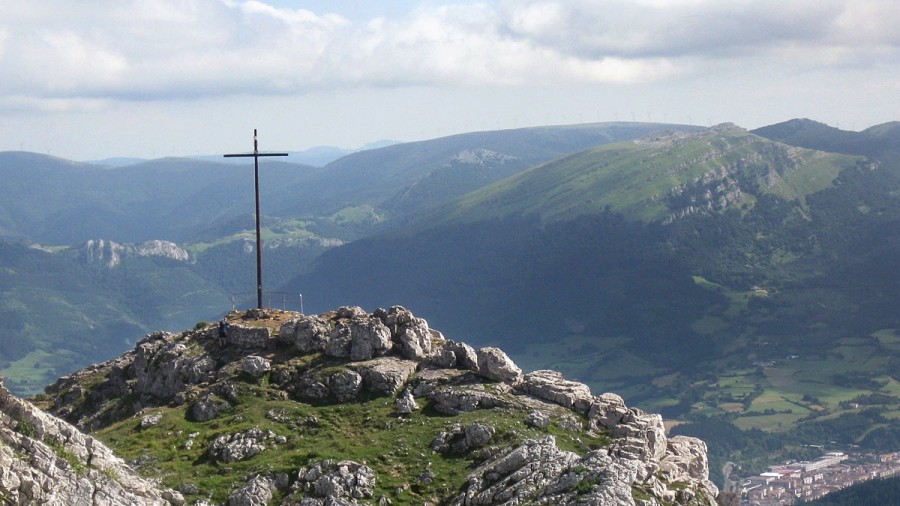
[[285, 123, 900, 482], [278, 122, 702, 219], [429, 124, 861, 227], [0, 239, 228, 394]]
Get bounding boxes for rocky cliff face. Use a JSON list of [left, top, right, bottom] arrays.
[[15, 306, 719, 505], [0, 377, 182, 505], [71, 239, 191, 268]]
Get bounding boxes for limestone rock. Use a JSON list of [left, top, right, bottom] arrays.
[[132, 333, 216, 401], [660, 436, 719, 500], [328, 369, 364, 403], [241, 355, 271, 378], [293, 374, 330, 403], [374, 305, 415, 328], [188, 393, 230, 422], [324, 322, 353, 358], [429, 384, 515, 415], [291, 459, 376, 502], [517, 370, 593, 413], [431, 422, 496, 454], [393, 317, 433, 361], [349, 317, 393, 361], [450, 436, 650, 506], [208, 428, 275, 463], [349, 357, 419, 396], [475, 347, 522, 383], [525, 410, 552, 428], [445, 340, 479, 371], [225, 324, 272, 350], [279, 315, 331, 352], [588, 392, 630, 430], [227, 475, 275, 506], [141, 413, 163, 429], [0, 378, 179, 505], [337, 306, 368, 319], [395, 389, 419, 415]]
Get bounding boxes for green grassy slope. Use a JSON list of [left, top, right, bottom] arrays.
[[427, 124, 861, 228]]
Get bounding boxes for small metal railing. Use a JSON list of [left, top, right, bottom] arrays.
[[231, 291, 304, 313]]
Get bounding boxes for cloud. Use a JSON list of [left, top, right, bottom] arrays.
[[0, 0, 896, 111]]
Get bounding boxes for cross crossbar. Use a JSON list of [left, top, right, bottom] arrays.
[[224, 129, 288, 309]]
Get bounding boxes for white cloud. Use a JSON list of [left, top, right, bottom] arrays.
[[0, 0, 897, 111]]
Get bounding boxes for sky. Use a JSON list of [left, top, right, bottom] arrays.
[[0, 0, 898, 160]]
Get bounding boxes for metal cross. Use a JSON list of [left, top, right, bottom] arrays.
[[224, 129, 288, 309]]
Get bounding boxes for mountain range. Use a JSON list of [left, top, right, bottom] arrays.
[[0, 122, 691, 394], [1, 119, 898, 487]]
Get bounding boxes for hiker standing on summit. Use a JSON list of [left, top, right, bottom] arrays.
[[218, 317, 229, 347]]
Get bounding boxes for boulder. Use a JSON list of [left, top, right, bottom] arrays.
[[140, 413, 163, 429], [225, 324, 271, 350], [444, 341, 478, 371], [336, 306, 368, 319], [426, 347, 457, 369], [475, 347, 522, 383], [374, 305, 415, 328], [133, 335, 216, 401], [588, 392, 629, 430], [525, 410, 551, 429], [324, 322, 352, 358], [293, 374, 330, 403], [395, 389, 419, 415], [517, 370, 593, 413], [292, 459, 376, 502], [393, 317, 433, 361], [328, 369, 364, 403], [429, 384, 515, 415], [349, 357, 419, 396], [349, 317, 393, 361], [188, 394, 230, 422], [241, 355, 271, 378], [278, 315, 331, 352], [227, 475, 275, 506], [207, 428, 275, 464], [431, 422, 496, 454]]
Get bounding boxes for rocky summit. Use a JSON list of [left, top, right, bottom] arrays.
[[3, 306, 720, 505]]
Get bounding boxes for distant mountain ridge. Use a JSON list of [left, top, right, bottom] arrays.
[[752, 117, 900, 159], [1, 122, 698, 394], [284, 122, 900, 483]]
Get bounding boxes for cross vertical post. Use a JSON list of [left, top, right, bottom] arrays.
[[224, 129, 288, 309]]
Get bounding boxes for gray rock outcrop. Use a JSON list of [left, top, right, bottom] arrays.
[[207, 427, 276, 463], [0, 378, 180, 505], [35, 305, 719, 506], [132, 332, 217, 401], [476, 347, 523, 383], [288, 459, 376, 504], [227, 475, 276, 506], [395, 389, 419, 415], [431, 422, 496, 454], [226, 324, 272, 350], [242, 355, 272, 378], [349, 357, 419, 396]]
